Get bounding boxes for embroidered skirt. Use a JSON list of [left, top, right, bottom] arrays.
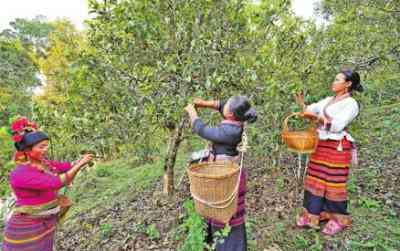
[[2, 213, 57, 251], [302, 138, 352, 225]]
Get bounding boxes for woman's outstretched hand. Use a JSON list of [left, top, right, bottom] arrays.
[[294, 91, 306, 111], [300, 112, 331, 127], [185, 104, 197, 116], [299, 111, 318, 120], [185, 104, 198, 125], [193, 98, 219, 109], [65, 153, 95, 184], [193, 98, 205, 108], [76, 153, 94, 168]]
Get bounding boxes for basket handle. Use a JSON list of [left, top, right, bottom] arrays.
[[282, 112, 317, 133]]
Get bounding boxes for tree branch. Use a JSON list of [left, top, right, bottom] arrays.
[[346, 45, 400, 69]]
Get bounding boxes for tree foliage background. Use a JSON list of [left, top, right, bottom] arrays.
[[0, 0, 399, 196]]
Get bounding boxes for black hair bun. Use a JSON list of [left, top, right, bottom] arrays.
[[244, 108, 257, 123], [341, 69, 363, 93], [229, 96, 257, 123]]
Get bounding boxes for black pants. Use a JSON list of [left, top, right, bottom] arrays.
[[303, 190, 349, 215], [206, 223, 247, 251]]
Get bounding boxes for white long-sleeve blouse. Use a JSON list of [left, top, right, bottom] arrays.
[[306, 96, 359, 141]]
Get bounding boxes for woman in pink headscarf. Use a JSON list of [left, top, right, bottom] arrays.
[[2, 117, 93, 251]]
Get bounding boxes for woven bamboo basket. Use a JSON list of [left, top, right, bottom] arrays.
[[187, 160, 240, 224], [281, 112, 319, 154]]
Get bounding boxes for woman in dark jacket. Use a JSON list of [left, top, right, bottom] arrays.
[[185, 96, 257, 251]]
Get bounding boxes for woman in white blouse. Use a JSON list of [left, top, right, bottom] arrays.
[[295, 69, 363, 235]]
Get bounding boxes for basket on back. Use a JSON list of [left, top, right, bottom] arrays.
[[187, 160, 240, 224], [281, 112, 319, 154]]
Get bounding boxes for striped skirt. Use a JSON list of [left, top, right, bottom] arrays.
[[2, 213, 57, 251], [302, 138, 352, 226]]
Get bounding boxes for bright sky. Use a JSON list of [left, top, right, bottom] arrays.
[[0, 0, 90, 31], [292, 0, 319, 19], [0, 0, 319, 31]]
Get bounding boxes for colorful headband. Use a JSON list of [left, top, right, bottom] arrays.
[[10, 117, 38, 143]]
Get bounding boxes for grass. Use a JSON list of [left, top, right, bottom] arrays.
[[65, 147, 188, 217], [1, 104, 399, 249], [178, 200, 207, 251], [65, 158, 164, 217], [250, 203, 400, 250]]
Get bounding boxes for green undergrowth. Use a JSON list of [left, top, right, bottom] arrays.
[[178, 200, 207, 251], [178, 200, 236, 251], [251, 201, 400, 250], [65, 150, 188, 218]]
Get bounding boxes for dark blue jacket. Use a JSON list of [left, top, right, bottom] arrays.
[[192, 101, 243, 156]]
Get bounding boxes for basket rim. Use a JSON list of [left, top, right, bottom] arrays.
[[282, 112, 317, 133], [282, 136, 318, 140], [286, 146, 317, 154], [282, 130, 318, 136], [281, 131, 318, 140], [187, 160, 239, 179]]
